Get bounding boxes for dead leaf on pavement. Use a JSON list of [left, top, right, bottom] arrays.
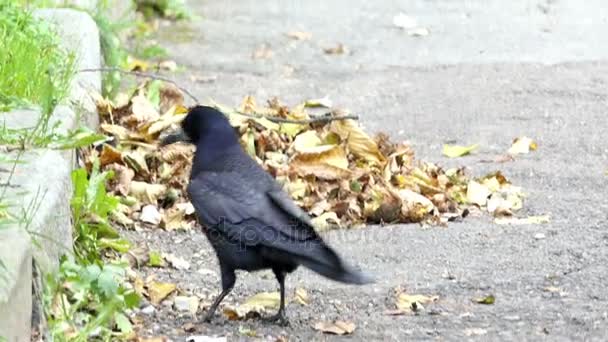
[[466, 180, 491, 206], [508, 136, 537, 155], [290, 145, 351, 180], [294, 288, 309, 305], [473, 294, 495, 305], [162, 253, 190, 270], [223, 292, 280, 320], [442, 144, 478, 158], [311, 211, 341, 231], [396, 293, 439, 312], [313, 320, 356, 335], [304, 96, 333, 108], [252, 43, 273, 59], [330, 119, 386, 165], [286, 31, 312, 40], [129, 181, 167, 204], [323, 43, 348, 55], [494, 215, 550, 225], [147, 281, 177, 305]]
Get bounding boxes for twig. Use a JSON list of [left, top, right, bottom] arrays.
[[229, 110, 359, 124], [79, 68, 360, 124], [78, 67, 200, 104]]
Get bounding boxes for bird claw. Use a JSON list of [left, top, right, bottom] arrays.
[[263, 312, 289, 326], [202, 313, 214, 323]]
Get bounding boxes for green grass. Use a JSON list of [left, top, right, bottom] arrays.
[[0, 0, 75, 113]]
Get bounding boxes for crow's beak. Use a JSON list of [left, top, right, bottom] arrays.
[[160, 128, 190, 146]]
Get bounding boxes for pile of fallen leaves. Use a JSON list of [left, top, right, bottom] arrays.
[[88, 80, 530, 233]]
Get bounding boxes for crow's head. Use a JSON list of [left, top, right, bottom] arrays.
[[161, 106, 236, 146]]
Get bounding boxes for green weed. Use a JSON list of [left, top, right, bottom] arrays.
[[0, 0, 75, 112]]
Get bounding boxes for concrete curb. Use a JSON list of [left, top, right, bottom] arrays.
[[0, 9, 101, 342]]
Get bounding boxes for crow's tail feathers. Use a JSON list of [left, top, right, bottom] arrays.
[[296, 241, 374, 285]]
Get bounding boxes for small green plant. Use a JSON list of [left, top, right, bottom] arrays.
[[45, 258, 139, 341], [70, 162, 130, 264], [0, 0, 75, 112], [44, 161, 138, 341]]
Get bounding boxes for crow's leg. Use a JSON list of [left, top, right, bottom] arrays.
[[264, 268, 289, 326], [204, 267, 235, 323]]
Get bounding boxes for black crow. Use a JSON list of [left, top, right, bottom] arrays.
[[161, 106, 372, 325]]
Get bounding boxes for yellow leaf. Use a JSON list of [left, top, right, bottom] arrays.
[[123, 149, 150, 175], [304, 95, 332, 108], [473, 294, 495, 305], [311, 211, 340, 231], [129, 181, 167, 204], [280, 123, 308, 137], [396, 293, 438, 312], [330, 119, 386, 165], [292, 130, 323, 153], [147, 281, 176, 305], [494, 215, 550, 225], [284, 178, 307, 200], [223, 292, 280, 320], [147, 112, 186, 136], [239, 95, 257, 113], [294, 288, 309, 306], [162, 205, 194, 231], [508, 136, 537, 155], [290, 145, 350, 180], [313, 320, 356, 335], [100, 123, 131, 140], [442, 144, 478, 158]]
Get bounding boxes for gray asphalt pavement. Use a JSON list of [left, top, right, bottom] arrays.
[[139, 0, 608, 340]]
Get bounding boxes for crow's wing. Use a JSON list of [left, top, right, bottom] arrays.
[[187, 171, 319, 244]]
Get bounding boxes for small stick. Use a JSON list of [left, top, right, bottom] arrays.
[[227, 110, 359, 124], [79, 67, 200, 103], [80, 68, 360, 124]]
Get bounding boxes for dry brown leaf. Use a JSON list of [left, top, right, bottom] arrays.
[[136, 337, 168, 342], [100, 123, 131, 140], [223, 292, 280, 320], [99, 144, 123, 167], [323, 43, 348, 55], [286, 31, 312, 40], [494, 215, 550, 225], [147, 281, 177, 305], [159, 83, 184, 114], [123, 149, 150, 175], [330, 119, 386, 165], [130, 94, 160, 125], [292, 130, 323, 153], [252, 44, 273, 59], [129, 181, 167, 204], [162, 205, 194, 230], [396, 293, 438, 312], [147, 113, 186, 136], [508, 136, 537, 155], [106, 163, 135, 196], [290, 145, 351, 180], [313, 320, 356, 335], [311, 211, 340, 231], [294, 288, 309, 305]]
